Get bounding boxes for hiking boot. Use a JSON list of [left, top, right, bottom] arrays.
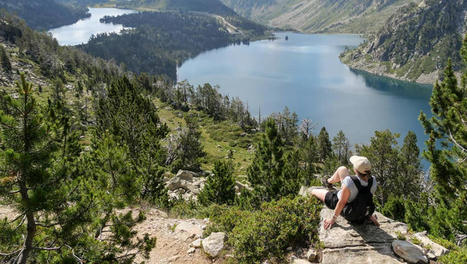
[[321, 177, 334, 189]]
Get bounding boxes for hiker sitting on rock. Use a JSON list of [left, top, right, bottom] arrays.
[[311, 156, 380, 229]]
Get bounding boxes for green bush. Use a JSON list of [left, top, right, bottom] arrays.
[[439, 246, 467, 264], [199, 160, 236, 206], [380, 195, 406, 221], [207, 196, 322, 264]]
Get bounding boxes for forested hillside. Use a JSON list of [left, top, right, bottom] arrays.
[[0, 0, 89, 30], [341, 0, 467, 84], [81, 11, 269, 80], [95, 0, 237, 16], [221, 0, 422, 33]]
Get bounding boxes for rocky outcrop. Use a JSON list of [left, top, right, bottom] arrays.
[[165, 170, 206, 201], [341, 0, 467, 84], [300, 186, 448, 263], [202, 232, 226, 258]]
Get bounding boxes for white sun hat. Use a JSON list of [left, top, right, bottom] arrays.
[[349, 155, 371, 174]]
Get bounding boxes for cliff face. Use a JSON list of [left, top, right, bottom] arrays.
[[341, 0, 467, 84], [221, 0, 422, 33]]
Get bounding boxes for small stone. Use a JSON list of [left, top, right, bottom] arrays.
[[392, 240, 428, 264], [187, 247, 195, 254], [306, 248, 318, 262]]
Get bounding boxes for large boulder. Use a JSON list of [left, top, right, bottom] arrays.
[[319, 208, 407, 264], [202, 232, 225, 258], [300, 186, 447, 264], [392, 240, 428, 264], [165, 170, 205, 201]]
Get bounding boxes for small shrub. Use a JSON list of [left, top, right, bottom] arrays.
[[439, 246, 467, 264], [396, 231, 406, 241], [206, 196, 322, 264]]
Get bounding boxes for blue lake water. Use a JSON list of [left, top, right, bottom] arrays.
[[49, 7, 136, 46], [178, 32, 433, 157]]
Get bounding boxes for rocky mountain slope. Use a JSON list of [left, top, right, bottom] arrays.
[[102, 0, 238, 16], [221, 0, 422, 33], [341, 0, 467, 84]]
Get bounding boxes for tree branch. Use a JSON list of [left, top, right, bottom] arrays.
[[64, 245, 83, 264], [9, 213, 26, 224], [448, 129, 467, 154], [32, 246, 61, 251], [35, 222, 59, 228], [0, 248, 22, 257]]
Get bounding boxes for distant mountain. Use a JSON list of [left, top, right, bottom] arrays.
[[221, 0, 423, 33], [341, 0, 467, 84], [0, 0, 89, 30], [108, 0, 238, 16]]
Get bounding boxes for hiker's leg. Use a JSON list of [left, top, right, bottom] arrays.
[[328, 166, 350, 184], [311, 189, 328, 202]]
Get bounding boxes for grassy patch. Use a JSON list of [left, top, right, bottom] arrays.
[[155, 100, 258, 177]]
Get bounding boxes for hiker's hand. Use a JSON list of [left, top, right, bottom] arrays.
[[324, 218, 335, 230], [370, 214, 380, 227]]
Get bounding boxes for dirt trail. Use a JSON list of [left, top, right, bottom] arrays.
[[133, 208, 223, 264]]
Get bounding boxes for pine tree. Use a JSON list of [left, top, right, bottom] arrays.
[[419, 48, 467, 239], [199, 160, 236, 205], [0, 45, 12, 73], [398, 131, 422, 198], [301, 134, 318, 184], [317, 127, 332, 162], [96, 76, 169, 202], [248, 119, 301, 202], [0, 74, 58, 263], [332, 130, 351, 165], [0, 74, 155, 263], [170, 115, 206, 173], [420, 58, 466, 203]]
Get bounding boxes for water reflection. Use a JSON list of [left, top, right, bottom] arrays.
[[351, 69, 433, 100], [49, 8, 136, 46]]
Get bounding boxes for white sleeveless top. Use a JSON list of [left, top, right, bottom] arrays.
[[337, 176, 377, 203]]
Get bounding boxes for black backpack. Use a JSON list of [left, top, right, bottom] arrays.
[[340, 176, 375, 224]]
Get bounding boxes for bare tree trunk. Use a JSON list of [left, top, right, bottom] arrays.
[[17, 179, 35, 264]]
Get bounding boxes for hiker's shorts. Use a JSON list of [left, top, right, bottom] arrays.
[[325, 190, 339, 209]]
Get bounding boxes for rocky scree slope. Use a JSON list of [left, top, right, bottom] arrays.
[[341, 0, 467, 84], [221, 0, 422, 33]]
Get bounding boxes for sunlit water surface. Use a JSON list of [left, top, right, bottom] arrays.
[[178, 32, 433, 164], [49, 7, 136, 46]]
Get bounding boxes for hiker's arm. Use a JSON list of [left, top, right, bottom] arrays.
[[324, 187, 350, 229]]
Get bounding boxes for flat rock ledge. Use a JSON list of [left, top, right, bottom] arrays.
[[301, 186, 448, 264]]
